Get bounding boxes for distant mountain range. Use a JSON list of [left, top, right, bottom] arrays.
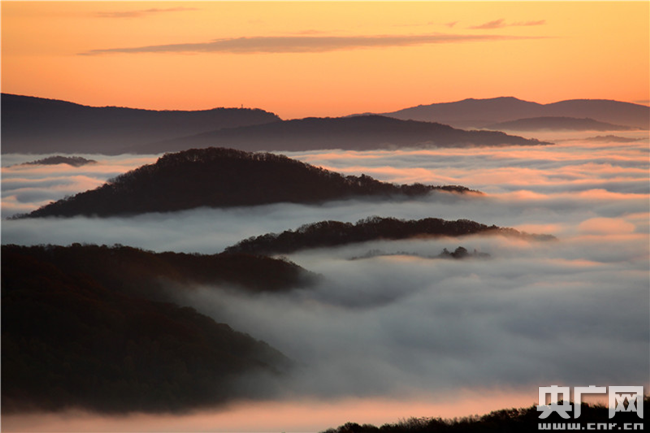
[[2, 94, 547, 155], [124, 115, 547, 154], [2, 244, 292, 413], [1, 93, 280, 154], [18, 147, 478, 218], [224, 216, 555, 256], [5, 94, 644, 155], [375, 97, 649, 129], [484, 116, 633, 132]]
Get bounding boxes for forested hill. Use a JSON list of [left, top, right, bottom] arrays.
[[225, 216, 556, 256], [127, 115, 548, 154], [21, 147, 479, 218], [1, 244, 318, 298], [2, 245, 291, 413]]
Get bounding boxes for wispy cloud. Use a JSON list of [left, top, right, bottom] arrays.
[[94, 7, 198, 19], [79, 33, 540, 56], [470, 19, 546, 30]]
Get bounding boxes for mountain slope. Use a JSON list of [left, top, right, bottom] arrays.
[[126, 115, 548, 154], [485, 116, 632, 131], [1, 94, 281, 154], [20, 147, 479, 218], [225, 216, 555, 256], [2, 244, 318, 299], [381, 97, 649, 129], [1, 245, 291, 413]]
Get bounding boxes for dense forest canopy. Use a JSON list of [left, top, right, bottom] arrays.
[[1, 244, 318, 299], [225, 216, 555, 256], [2, 245, 291, 413], [20, 147, 478, 218]]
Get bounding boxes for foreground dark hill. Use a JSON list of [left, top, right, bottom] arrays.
[[225, 216, 555, 256], [380, 97, 650, 129], [2, 246, 291, 413], [485, 116, 632, 131], [2, 244, 318, 299], [126, 115, 548, 154], [322, 399, 649, 433], [1, 94, 281, 154], [21, 147, 478, 218]]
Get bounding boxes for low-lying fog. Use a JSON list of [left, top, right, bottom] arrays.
[[2, 131, 648, 432]]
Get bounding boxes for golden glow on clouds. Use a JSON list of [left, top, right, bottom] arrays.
[[2, 2, 648, 118]]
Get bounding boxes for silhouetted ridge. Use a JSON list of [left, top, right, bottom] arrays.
[[18, 156, 97, 167], [485, 116, 632, 131], [322, 399, 649, 433], [127, 115, 548, 154], [225, 216, 555, 256], [21, 147, 479, 218], [1, 244, 318, 300], [584, 135, 643, 143], [379, 97, 650, 129], [1, 93, 281, 154], [2, 245, 291, 413]]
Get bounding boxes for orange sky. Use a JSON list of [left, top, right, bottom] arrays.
[[2, 1, 649, 119]]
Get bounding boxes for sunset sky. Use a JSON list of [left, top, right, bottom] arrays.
[[2, 1, 649, 119]]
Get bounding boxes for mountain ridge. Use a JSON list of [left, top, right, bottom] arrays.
[[125, 115, 548, 154], [375, 97, 649, 129], [484, 116, 633, 131], [18, 147, 479, 218], [1, 93, 282, 154], [225, 216, 556, 256]]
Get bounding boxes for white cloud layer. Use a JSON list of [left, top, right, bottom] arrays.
[[1, 132, 648, 430]]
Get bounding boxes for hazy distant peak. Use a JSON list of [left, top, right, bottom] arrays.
[[374, 96, 649, 129], [1, 93, 281, 154], [485, 116, 633, 132]]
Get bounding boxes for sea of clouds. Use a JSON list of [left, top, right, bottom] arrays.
[[2, 131, 648, 432]]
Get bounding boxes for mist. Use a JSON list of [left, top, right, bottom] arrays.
[[176, 232, 648, 396], [2, 136, 648, 251], [1, 133, 648, 431]]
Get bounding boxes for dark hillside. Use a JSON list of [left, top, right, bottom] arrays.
[[1, 247, 291, 413], [21, 147, 478, 218], [225, 216, 555, 256], [1, 244, 318, 298]]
